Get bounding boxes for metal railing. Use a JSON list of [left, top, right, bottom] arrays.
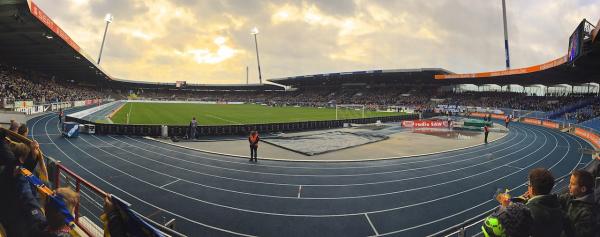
[[430, 118, 600, 237], [46, 156, 187, 237], [429, 170, 587, 237]]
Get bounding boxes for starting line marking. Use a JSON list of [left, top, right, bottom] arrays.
[[364, 213, 379, 236], [161, 179, 180, 188]]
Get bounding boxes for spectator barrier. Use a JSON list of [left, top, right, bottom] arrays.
[[0, 127, 185, 236], [428, 169, 594, 237], [44, 155, 187, 237], [429, 117, 600, 237]]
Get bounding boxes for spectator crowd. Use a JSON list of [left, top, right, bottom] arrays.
[[1, 65, 105, 107]]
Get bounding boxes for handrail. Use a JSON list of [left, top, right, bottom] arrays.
[[46, 155, 187, 237], [429, 171, 581, 237], [430, 119, 599, 236]]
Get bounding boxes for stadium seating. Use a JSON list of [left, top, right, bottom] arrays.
[[0, 64, 107, 107]]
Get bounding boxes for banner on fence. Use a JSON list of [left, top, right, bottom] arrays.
[[574, 128, 600, 148], [522, 118, 542, 125], [470, 112, 506, 119], [542, 121, 560, 129], [402, 120, 448, 128]]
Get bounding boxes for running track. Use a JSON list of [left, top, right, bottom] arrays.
[[27, 112, 593, 236]]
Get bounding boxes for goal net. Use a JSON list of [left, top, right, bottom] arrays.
[[335, 104, 366, 120]]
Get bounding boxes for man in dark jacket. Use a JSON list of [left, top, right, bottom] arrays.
[[559, 170, 597, 237], [483, 125, 490, 144], [248, 131, 259, 162], [523, 168, 566, 237]]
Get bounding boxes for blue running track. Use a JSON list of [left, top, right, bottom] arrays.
[[27, 111, 593, 237]]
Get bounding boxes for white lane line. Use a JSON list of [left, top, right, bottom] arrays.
[[131, 128, 520, 170], [161, 179, 180, 188], [39, 113, 255, 236], [104, 128, 540, 200], [44, 113, 572, 221], [297, 185, 302, 198], [84, 127, 546, 216], [115, 128, 531, 178], [503, 164, 523, 170], [94, 136, 295, 187], [44, 111, 586, 237], [108, 129, 533, 191], [364, 213, 379, 236], [79, 135, 296, 199]]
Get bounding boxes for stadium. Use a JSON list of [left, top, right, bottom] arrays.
[[1, 0, 600, 237]]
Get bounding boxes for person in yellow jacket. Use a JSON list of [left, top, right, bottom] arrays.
[[248, 131, 259, 162]]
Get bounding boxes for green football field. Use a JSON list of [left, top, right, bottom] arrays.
[[110, 102, 408, 125]]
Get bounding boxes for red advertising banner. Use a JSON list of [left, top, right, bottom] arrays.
[[402, 120, 448, 128], [470, 112, 506, 120], [28, 1, 81, 52], [522, 118, 542, 125], [574, 128, 600, 148], [84, 100, 93, 106], [435, 56, 567, 80], [542, 121, 560, 129]]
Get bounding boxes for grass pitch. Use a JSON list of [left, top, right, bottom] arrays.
[[110, 103, 407, 125]]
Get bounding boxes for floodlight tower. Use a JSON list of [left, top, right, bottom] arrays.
[[98, 13, 113, 65], [251, 27, 263, 84], [502, 0, 510, 69]]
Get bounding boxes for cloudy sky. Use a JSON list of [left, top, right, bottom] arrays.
[[34, 0, 599, 84]]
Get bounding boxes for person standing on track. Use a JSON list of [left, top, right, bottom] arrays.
[[505, 115, 510, 128], [484, 124, 490, 144], [248, 131, 259, 162], [58, 109, 64, 126], [189, 117, 198, 140]]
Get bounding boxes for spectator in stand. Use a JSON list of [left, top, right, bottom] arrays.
[[17, 124, 28, 137], [521, 168, 566, 237], [482, 202, 533, 237], [1, 64, 105, 106], [41, 188, 80, 237], [9, 120, 19, 132], [559, 170, 598, 237]]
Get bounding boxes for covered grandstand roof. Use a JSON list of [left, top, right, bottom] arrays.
[[0, 0, 111, 82], [110, 79, 284, 91], [268, 68, 453, 87], [0, 0, 284, 91], [433, 19, 600, 86]]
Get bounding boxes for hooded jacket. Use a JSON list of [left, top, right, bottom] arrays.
[[526, 194, 566, 237], [559, 192, 598, 237]]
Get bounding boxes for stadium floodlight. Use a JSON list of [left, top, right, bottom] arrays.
[[251, 27, 263, 84], [501, 0, 510, 69], [97, 13, 113, 65]]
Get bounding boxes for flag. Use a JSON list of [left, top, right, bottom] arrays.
[[107, 195, 165, 237], [20, 168, 75, 228]]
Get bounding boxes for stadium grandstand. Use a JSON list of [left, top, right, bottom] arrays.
[[1, 0, 600, 236]]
